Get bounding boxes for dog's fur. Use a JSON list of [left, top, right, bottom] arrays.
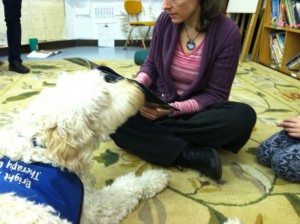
[[0, 70, 169, 224]]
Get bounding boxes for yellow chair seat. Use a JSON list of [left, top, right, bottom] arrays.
[[129, 21, 155, 26]]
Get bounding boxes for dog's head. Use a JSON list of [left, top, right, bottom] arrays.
[[18, 70, 144, 173]]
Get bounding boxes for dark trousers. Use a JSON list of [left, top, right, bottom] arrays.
[[111, 101, 257, 166], [3, 0, 22, 63]]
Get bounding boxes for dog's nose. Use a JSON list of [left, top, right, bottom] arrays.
[[103, 73, 124, 83]]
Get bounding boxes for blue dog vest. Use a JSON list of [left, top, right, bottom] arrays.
[[0, 157, 83, 224]]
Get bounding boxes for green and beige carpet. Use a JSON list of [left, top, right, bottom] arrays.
[[0, 60, 299, 224]]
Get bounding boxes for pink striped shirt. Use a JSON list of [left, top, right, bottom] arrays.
[[136, 36, 205, 116], [171, 39, 204, 95]]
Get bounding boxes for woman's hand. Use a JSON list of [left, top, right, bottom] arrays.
[[140, 106, 171, 120], [276, 115, 300, 138]]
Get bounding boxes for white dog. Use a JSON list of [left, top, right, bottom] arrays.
[[0, 70, 169, 224]]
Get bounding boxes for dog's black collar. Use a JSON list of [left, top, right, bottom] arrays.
[[32, 137, 46, 148], [32, 137, 40, 147], [17, 134, 45, 148]]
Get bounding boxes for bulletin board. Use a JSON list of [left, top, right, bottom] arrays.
[[226, 0, 259, 13]]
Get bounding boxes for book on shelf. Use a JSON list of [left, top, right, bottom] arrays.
[[275, 32, 285, 50], [286, 52, 300, 70], [271, 0, 300, 28], [27, 50, 62, 58], [271, 0, 280, 26], [63, 57, 178, 111], [285, 0, 296, 27], [269, 32, 285, 67], [279, 0, 289, 26], [284, 0, 292, 26], [293, 0, 300, 27]]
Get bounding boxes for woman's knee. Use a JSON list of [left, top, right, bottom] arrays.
[[233, 103, 257, 144], [231, 102, 257, 127]]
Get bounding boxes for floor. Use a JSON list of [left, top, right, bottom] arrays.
[[0, 46, 143, 62]]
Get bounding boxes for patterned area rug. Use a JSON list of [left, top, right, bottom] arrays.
[[0, 60, 299, 224]]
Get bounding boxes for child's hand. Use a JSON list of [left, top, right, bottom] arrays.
[[276, 116, 300, 138]]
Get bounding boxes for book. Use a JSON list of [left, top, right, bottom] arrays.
[[279, 0, 289, 26], [292, 0, 300, 28], [63, 57, 178, 111], [286, 52, 300, 70], [269, 33, 284, 66], [285, 0, 295, 27], [271, 0, 280, 26], [27, 50, 62, 58], [64, 57, 99, 69], [275, 32, 285, 51]]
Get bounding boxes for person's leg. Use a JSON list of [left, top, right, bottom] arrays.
[[110, 112, 222, 180], [3, 0, 29, 73], [160, 101, 255, 180], [111, 102, 255, 180], [3, 0, 22, 62], [256, 130, 298, 166], [271, 144, 300, 182], [110, 112, 189, 166], [157, 101, 257, 153]]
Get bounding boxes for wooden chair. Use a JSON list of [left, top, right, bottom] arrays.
[[226, 0, 263, 62], [123, 0, 155, 49]]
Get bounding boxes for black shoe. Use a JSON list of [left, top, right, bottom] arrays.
[[9, 61, 30, 74], [175, 146, 222, 180]]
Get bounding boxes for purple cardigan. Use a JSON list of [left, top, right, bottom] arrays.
[[139, 11, 241, 111]]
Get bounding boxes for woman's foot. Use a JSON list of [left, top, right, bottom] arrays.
[[175, 146, 222, 180]]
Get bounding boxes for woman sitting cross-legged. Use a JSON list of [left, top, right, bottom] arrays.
[[110, 0, 257, 181]]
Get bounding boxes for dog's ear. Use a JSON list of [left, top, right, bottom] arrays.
[[44, 126, 92, 173]]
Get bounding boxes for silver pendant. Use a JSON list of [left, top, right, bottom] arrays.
[[186, 40, 195, 50]]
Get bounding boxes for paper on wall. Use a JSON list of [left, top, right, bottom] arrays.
[[226, 0, 259, 13]]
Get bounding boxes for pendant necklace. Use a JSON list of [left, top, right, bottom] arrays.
[[184, 24, 200, 51]]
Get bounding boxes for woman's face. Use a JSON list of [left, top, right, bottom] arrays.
[[162, 0, 200, 24]]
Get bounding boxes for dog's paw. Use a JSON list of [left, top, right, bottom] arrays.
[[139, 169, 169, 199]]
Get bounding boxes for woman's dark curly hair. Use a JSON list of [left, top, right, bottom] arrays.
[[197, 0, 226, 32]]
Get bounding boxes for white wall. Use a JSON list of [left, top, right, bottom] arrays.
[[0, 0, 163, 47], [64, 0, 163, 46], [0, 0, 66, 47]]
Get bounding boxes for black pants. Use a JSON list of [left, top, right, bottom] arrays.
[[3, 0, 22, 63], [111, 101, 257, 167]]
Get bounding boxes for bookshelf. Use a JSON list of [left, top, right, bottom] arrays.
[[258, 0, 300, 79]]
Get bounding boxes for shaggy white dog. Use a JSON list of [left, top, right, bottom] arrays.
[[0, 70, 169, 224]]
